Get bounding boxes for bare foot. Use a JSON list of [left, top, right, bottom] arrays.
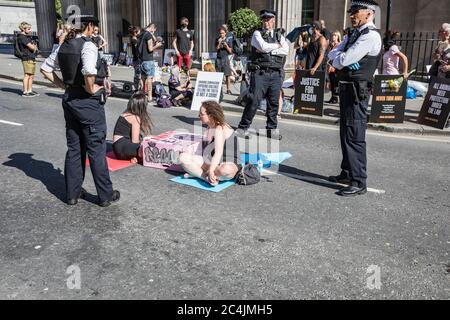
[[131, 157, 138, 164]]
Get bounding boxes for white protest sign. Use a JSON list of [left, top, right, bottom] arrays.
[[191, 71, 224, 111]]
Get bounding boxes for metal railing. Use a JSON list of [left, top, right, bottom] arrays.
[[388, 31, 439, 82]]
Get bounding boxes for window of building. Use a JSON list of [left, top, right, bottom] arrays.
[[302, 0, 315, 25]]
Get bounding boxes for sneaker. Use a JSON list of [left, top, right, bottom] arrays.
[[235, 128, 252, 139]]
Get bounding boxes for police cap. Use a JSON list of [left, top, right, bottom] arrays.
[[347, 0, 379, 13], [260, 10, 277, 19]]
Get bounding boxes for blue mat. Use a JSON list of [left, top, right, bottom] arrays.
[[241, 152, 292, 168], [170, 176, 236, 193]]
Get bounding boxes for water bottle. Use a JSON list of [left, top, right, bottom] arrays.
[[257, 159, 264, 174]]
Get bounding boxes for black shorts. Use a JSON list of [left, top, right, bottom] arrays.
[[113, 137, 140, 160], [216, 57, 232, 76]]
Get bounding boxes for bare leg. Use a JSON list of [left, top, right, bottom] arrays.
[[179, 153, 206, 180], [215, 163, 239, 182], [278, 91, 283, 116], [28, 75, 34, 92], [146, 77, 153, 101], [23, 74, 29, 93]]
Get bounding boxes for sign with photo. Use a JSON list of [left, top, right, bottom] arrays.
[[417, 78, 450, 130], [191, 71, 224, 111], [294, 70, 325, 116], [370, 75, 407, 123]]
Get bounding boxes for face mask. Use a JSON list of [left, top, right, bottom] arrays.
[[182, 23, 188, 28]]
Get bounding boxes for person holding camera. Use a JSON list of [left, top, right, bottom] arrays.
[[216, 26, 234, 95], [17, 22, 39, 97], [236, 10, 289, 141], [41, 14, 120, 207], [139, 23, 163, 102]]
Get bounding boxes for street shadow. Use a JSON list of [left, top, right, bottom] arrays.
[[277, 164, 343, 191], [172, 115, 202, 126], [0, 87, 23, 96], [2, 153, 98, 204], [45, 92, 64, 99]]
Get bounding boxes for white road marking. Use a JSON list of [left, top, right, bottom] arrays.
[[263, 169, 386, 194], [0, 120, 23, 126]]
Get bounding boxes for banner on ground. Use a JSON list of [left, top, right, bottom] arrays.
[[191, 71, 224, 111], [294, 70, 325, 116], [417, 77, 450, 130], [370, 75, 407, 123]]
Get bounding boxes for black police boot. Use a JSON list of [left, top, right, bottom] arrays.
[[67, 188, 87, 206], [329, 172, 351, 184], [99, 190, 121, 208], [337, 185, 367, 197], [266, 129, 282, 141]]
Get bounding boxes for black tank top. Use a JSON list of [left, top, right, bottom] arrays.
[[113, 116, 132, 139], [306, 36, 325, 71]]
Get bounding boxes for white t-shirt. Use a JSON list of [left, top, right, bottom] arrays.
[[383, 45, 400, 75]]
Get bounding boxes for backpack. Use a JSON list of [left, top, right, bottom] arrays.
[[232, 38, 244, 56], [14, 34, 24, 59], [156, 94, 173, 108], [236, 164, 261, 186], [153, 82, 167, 99]]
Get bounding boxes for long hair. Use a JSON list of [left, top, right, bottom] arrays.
[[126, 92, 153, 136], [384, 30, 400, 51], [201, 101, 227, 127]]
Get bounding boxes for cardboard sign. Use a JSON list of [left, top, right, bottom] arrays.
[[191, 71, 224, 111], [294, 70, 325, 116], [102, 54, 115, 66], [142, 131, 203, 172], [370, 75, 407, 123], [153, 49, 164, 67], [418, 78, 450, 129], [164, 49, 177, 65]]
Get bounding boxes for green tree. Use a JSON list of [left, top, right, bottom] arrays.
[[228, 8, 261, 38], [55, 0, 63, 22]]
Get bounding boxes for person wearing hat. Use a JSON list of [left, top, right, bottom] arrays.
[[42, 15, 120, 207], [305, 20, 328, 76], [327, 0, 382, 197], [236, 9, 289, 140]]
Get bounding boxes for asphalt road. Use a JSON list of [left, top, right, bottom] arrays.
[[0, 79, 449, 300]]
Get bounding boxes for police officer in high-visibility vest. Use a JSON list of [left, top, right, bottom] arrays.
[[43, 15, 120, 206], [236, 10, 289, 140], [328, 0, 382, 197]]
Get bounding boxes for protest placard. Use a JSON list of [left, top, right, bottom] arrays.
[[418, 78, 450, 129], [191, 71, 224, 111], [294, 70, 325, 116], [370, 75, 407, 123]]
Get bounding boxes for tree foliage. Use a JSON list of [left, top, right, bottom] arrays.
[[228, 8, 261, 38]]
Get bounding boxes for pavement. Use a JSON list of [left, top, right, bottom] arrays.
[[0, 53, 449, 137], [0, 77, 449, 300]]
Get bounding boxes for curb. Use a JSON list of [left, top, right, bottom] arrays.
[[1, 73, 449, 137]]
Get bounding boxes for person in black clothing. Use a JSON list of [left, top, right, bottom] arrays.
[[320, 20, 332, 44], [17, 22, 39, 97], [113, 92, 153, 162], [129, 26, 143, 91], [92, 26, 107, 58], [43, 15, 120, 207], [172, 17, 195, 73], [306, 21, 328, 76], [216, 26, 234, 95]]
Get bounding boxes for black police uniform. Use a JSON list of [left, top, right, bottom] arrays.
[[58, 34, 114, 204], [238, 28, 285, 138], [335, 26, 381, 189]]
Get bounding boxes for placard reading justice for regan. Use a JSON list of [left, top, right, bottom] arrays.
[[370, 75, 407, 123], [418, 77, 450, 130], [294, 70, 325, 117]]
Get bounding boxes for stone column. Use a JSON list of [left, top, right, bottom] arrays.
[[140, 0, 167, 37], [97, 0, 122, 54], [272, 0, 303, 69], [34, 0, 57, 55], [194, 0, 226, 58]]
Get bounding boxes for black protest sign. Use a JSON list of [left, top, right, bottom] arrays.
[[418, 78, 450, 130], [370, 75, 407, 123], [294, 70, 325, 116]]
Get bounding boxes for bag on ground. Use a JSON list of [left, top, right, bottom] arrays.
[[236, 164, 261, 186]]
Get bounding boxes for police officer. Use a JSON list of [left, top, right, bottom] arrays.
[[43, 15, 120, 206], [236, 10, 289, 140], [328, 0, 382, 197]]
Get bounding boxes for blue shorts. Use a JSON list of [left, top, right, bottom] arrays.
[[141, 61, 156, 77]]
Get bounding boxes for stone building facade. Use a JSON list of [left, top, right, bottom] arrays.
[[30, 0, 450, 63]]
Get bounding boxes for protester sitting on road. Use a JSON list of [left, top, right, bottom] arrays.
[[383, 31, 409, 79], [168, 64, 193, 106], [113, 92, 152, 163], [17, 22, 39, 97], [179, 101, 241, 186]]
